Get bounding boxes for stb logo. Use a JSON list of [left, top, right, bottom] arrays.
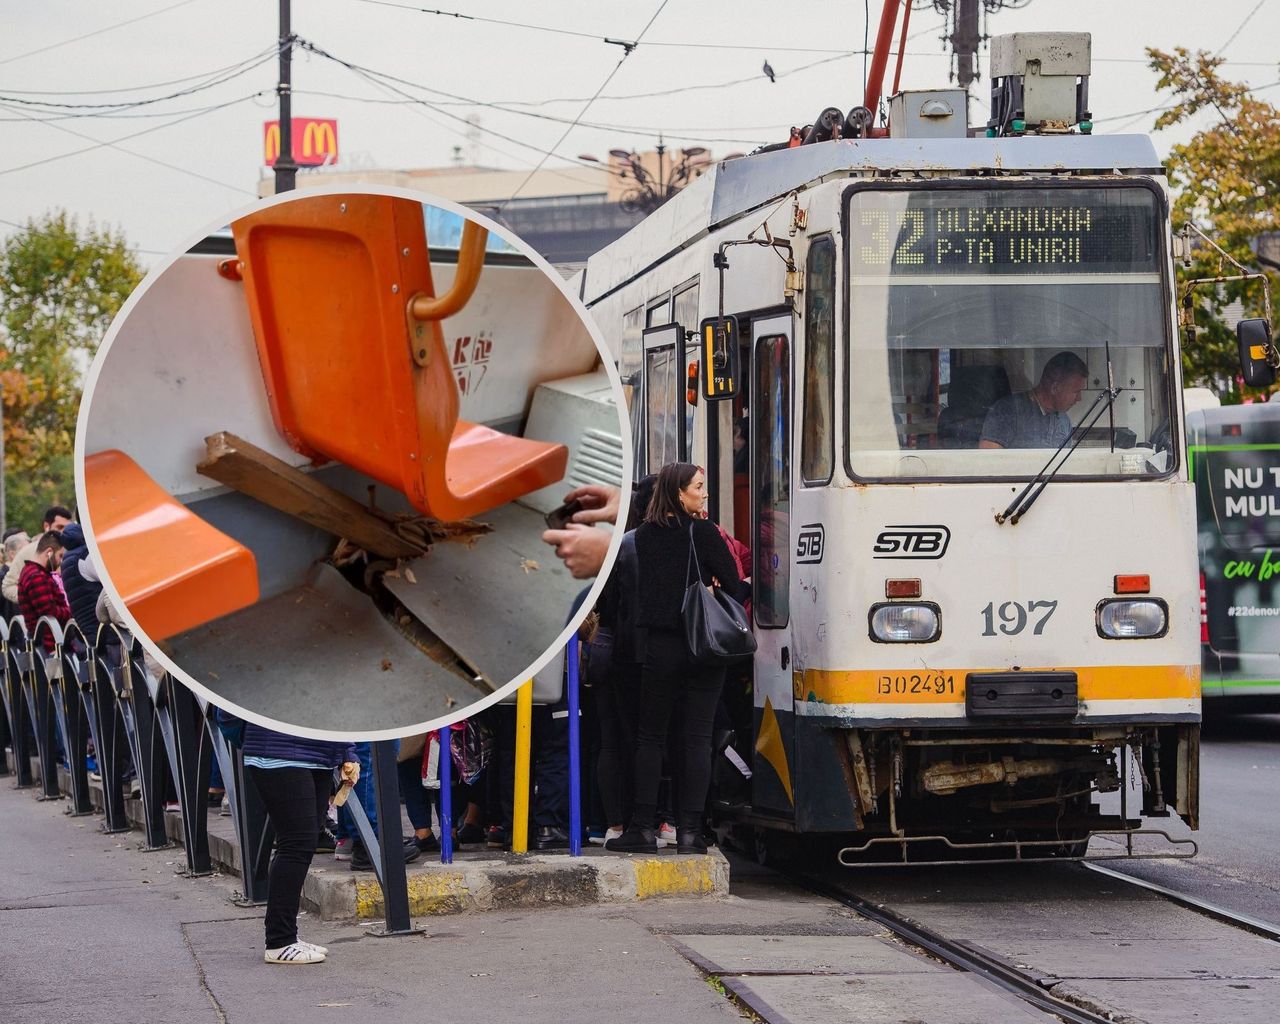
[[796, 524, 824, 564], [873, 525, 950, 559]]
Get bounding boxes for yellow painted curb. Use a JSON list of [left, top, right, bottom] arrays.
[[355, 870, 468, 918], [632, 857, 719, 900]]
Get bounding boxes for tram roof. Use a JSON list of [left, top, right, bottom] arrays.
[[582, 134, 1162, 306]]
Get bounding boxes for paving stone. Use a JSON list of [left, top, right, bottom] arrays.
[[674, 934, 940, 976], [723, 973, 1047, 1024]]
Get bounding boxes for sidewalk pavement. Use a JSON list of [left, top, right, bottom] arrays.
[[0, 778, 805, 1023], [3, 775, 1053, 1024]]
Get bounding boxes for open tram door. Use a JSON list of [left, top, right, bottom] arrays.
[[748, 314, 797, 818]]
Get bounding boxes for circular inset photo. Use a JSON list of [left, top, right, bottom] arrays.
[[75, 187, 627, 736]]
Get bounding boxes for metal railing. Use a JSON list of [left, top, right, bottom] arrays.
[[2, 615, 587, 932]]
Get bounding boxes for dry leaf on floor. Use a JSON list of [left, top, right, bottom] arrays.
[[380, 659, 393, 671], [404, 567, 417, 584], [520, 558, 539, 573]]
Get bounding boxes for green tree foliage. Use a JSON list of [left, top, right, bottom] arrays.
[[1, 210, 142, 531], [1148, 47, 1280, 397]]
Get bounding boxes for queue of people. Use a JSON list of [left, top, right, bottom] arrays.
[[540, 462, 754, 855], [2, 468, 755, 969]]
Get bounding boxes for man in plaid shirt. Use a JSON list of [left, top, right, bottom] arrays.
[[18, 532, 71, 653]]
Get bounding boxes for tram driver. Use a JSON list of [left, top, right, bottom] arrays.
[[978, 351, 1089, 450]]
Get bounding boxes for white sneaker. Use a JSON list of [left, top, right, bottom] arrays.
[[657, 823, 677, 848], [265, 942, 325, 964], [333, 837, 354, 861], [590, 827, 623, 847], [298, 940, 328, 955]]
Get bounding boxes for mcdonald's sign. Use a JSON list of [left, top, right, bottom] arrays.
[[263, 118, 339, 167]]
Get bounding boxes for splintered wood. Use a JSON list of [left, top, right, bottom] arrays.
[[196, 431, 490, 562]]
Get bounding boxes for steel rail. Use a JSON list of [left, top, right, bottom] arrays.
[[1082, 862, 1280, 943], [790, 871, 1116, 1024]]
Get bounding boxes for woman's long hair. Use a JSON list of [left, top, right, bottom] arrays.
[[644, 462, 699, 527]]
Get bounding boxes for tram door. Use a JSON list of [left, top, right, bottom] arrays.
[[749, 314, 795, 816]]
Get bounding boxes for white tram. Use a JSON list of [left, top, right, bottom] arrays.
[[579, 33, 1221, 860]]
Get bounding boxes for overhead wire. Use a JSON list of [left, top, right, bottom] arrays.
[[496, 0, 671, 206], [1094, 79, 1280, 132], [292, 88, 778, 146], [1216, 0, 1267, 57], [0, 0, 201, 67], [0, 45, 278, 96], [0, 49, 277, 114], [352, 0, 875, 54], [295, 38, 608, 176], [0, 92, 262, 189]]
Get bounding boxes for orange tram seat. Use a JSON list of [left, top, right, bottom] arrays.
[[228, 193, 567, 522], [83, 450, 259, 642]]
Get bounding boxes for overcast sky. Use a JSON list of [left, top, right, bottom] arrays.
[[2, 0, 1277, 264]]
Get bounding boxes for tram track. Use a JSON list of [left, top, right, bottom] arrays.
[[786, 870, 1117, 1024], [772, 854, 1280, 1024], [1082, 862, 1280, 943]]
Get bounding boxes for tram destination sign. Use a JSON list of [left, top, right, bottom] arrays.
[[851, 188, 1159, 276]]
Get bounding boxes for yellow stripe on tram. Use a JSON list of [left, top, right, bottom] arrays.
[[795, 664, 1201, 705]]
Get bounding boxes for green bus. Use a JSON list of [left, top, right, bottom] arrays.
[[1188, 395, 1280, 710]]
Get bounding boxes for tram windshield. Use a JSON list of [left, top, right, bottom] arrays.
[[846, 184, 1173, 480]]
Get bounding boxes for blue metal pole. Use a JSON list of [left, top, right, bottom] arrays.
[[567, 636, 582, 857], [438, 729, 453, 865]]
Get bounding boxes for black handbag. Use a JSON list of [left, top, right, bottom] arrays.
[[681, 524, 757, 665]]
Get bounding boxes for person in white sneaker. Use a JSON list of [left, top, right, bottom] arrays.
[[217, 710, 358, 964]]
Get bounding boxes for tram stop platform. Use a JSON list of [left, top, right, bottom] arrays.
[[52, 761, 729, 920]]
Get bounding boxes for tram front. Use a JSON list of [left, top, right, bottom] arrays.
[[777, 174, 1202, 860]]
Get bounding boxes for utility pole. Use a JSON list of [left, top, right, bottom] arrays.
[[952, 0, 982, 91], [274, 0, 297, 194], [929, 0, 1033, 92]]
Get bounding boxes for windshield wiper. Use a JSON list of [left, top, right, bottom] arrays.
[[996, 382, 1120, 526]]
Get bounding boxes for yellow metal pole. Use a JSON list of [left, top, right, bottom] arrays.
[[511, 679, 534, 853]]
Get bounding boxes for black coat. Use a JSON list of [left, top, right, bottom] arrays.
[[634, 514, 748, 631], [59, 524, 102, 641]]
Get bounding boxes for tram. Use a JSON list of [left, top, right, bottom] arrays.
[[1187, 391, 1280, 711], [579, 21, 1271, 860]]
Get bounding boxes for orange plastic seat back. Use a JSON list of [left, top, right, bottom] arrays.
[[83, 450, 259, 641], [230, 194, 566, 521]]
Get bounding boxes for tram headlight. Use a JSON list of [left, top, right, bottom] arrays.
[[1097, 599, 1168, 639], [869, 602, 941, 643]]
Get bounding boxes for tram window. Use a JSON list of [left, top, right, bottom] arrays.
[[621, 306, 644, 469], [646, 295, 671, 328], [646, 341, 680, 472], [846, 185, 1174, 480], [754, 334, 790, 629], [802, 236, 836, 484], [674, 281, 700, 457]]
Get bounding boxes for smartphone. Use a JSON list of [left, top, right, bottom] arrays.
[[544, 499, 584, 530]]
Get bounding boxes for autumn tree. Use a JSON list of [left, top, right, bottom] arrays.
[[1147, 47, 1280, 396], [1, 210, 142, 531]]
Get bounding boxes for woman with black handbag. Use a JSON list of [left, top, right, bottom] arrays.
[[606, 463, 751, 855]]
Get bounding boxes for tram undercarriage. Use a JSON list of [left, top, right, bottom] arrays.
[[715, 720, 1200, 866]]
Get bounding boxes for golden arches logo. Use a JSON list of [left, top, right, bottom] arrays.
[[301, 120, 337, 161], [263, 119, 338, 167], [263, 122, 281, 165]]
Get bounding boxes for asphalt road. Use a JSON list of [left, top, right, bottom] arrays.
[[1102, 711, 1280, 926]]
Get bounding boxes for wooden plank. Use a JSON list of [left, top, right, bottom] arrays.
[[196, 431, 424, 559]]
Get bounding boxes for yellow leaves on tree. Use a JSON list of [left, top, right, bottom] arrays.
[[1, 210, 142, 529], [1149, 46, 1280, 393]]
